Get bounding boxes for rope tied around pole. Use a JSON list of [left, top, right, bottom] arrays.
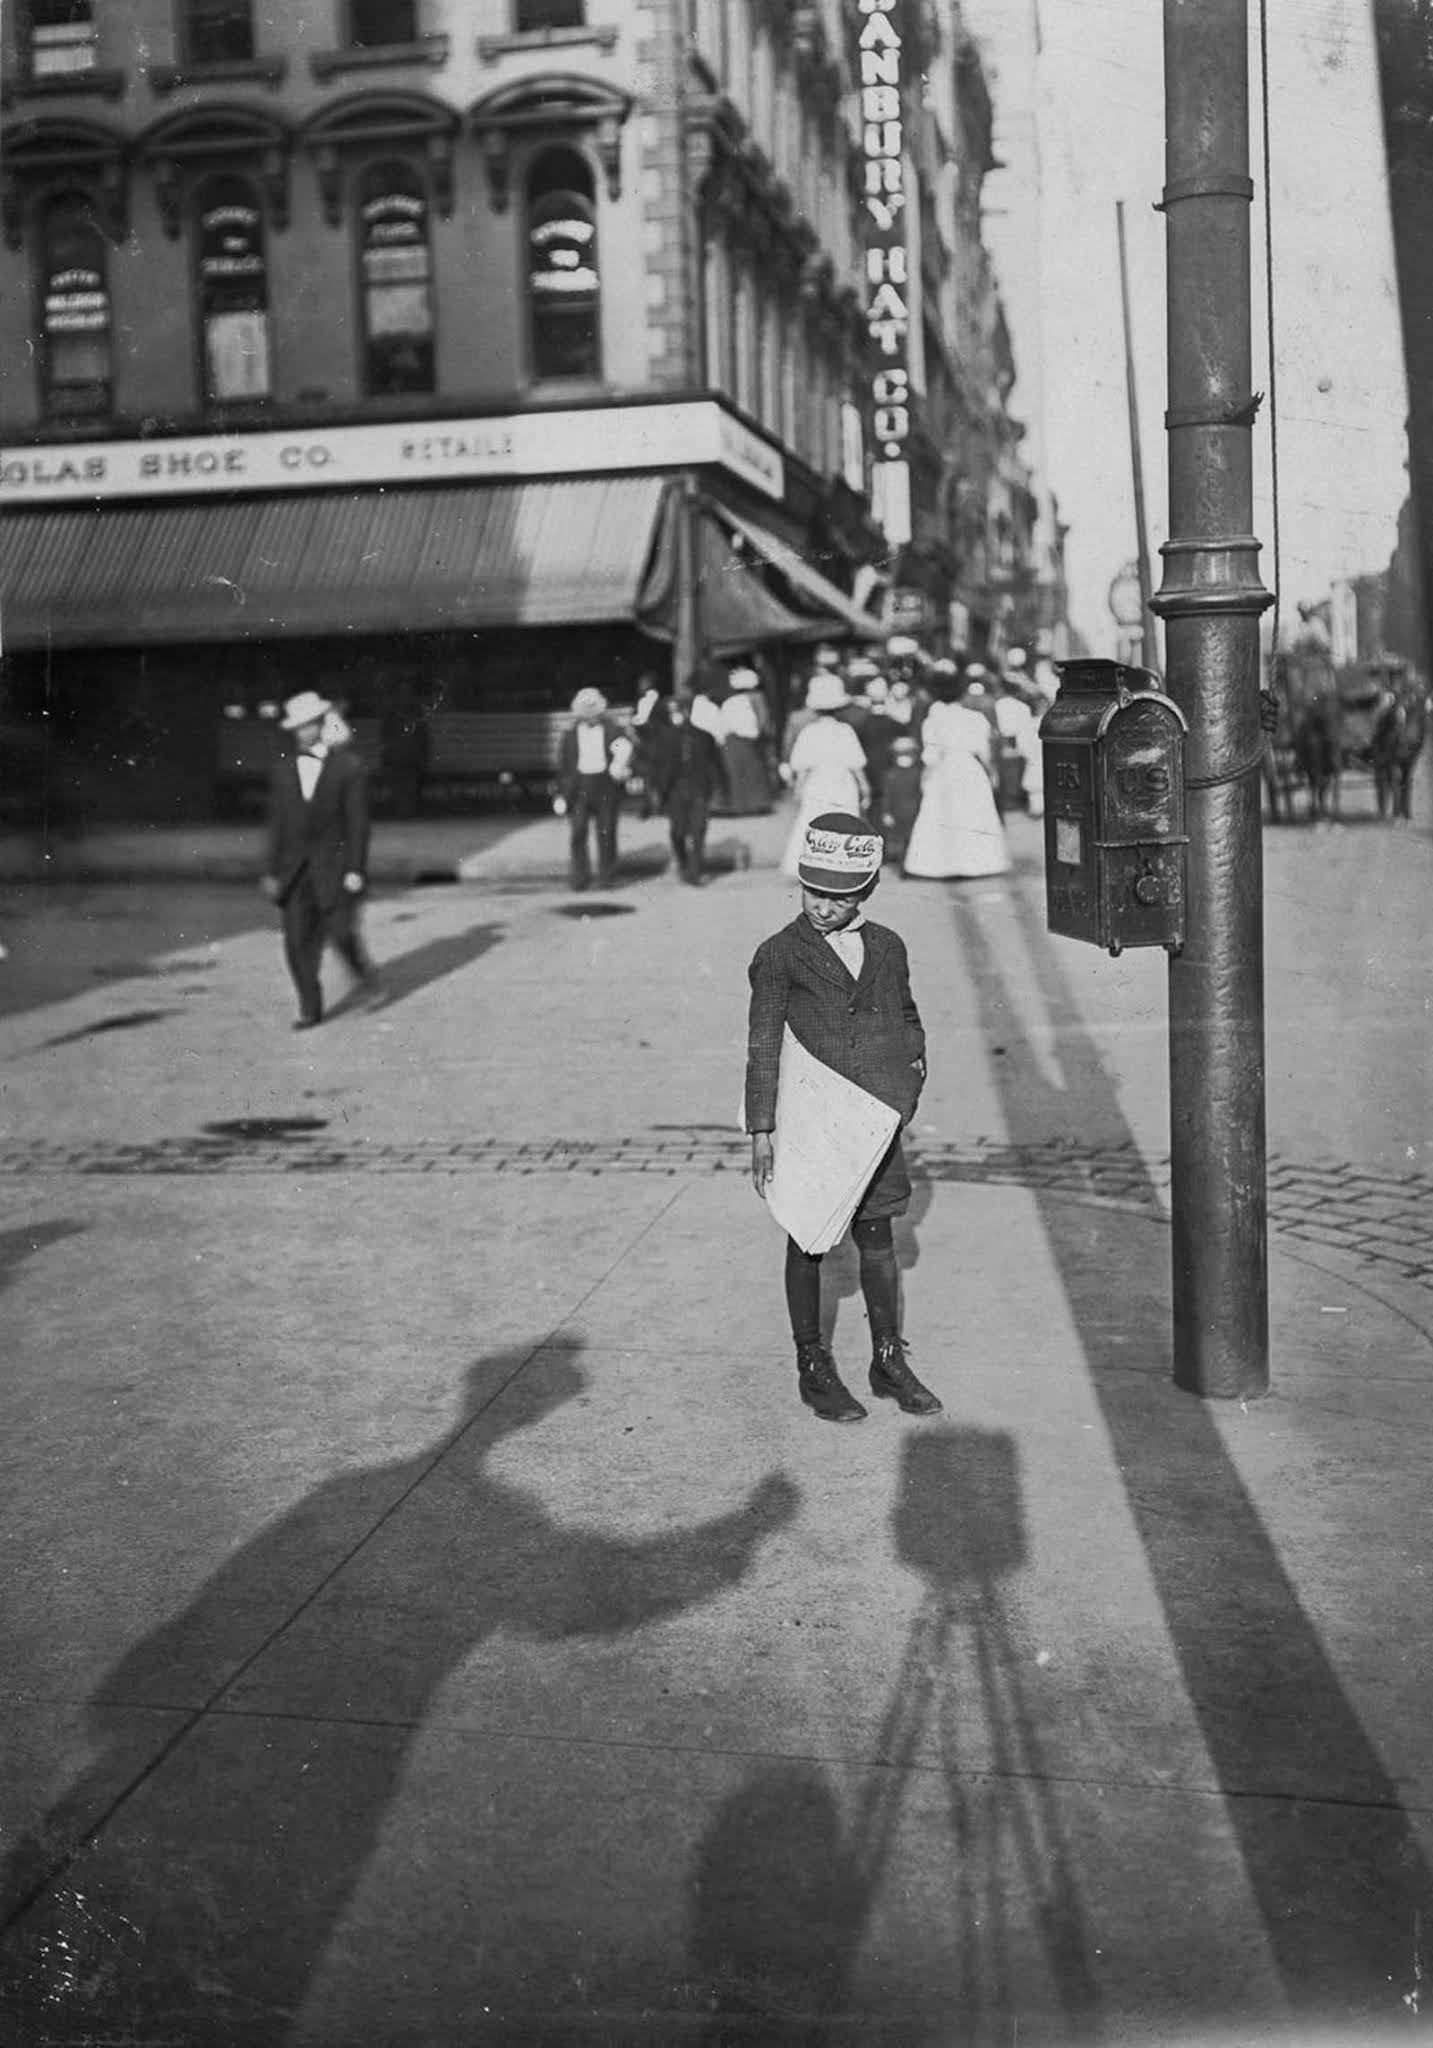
[[1185, 749, 1269, 793]]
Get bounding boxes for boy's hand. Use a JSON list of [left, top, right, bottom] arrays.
[[750, 1132, 775, 1198]]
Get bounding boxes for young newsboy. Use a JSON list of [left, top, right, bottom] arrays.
[[745, 812, 943, 1423]]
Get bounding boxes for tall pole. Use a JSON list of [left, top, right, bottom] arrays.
[[1151, 0, 1273, 1399], [674, 474, 702, 700], [1373, 0, 1433, 672], [1116, 200, 1161, 676]]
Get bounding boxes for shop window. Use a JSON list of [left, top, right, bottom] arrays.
[[514, 0, 584, 26], [358, 159, 435, 396], [181, 0, 254, 63], [780, 329, 798, 449], [702, 235, 730, 396], [758, 293, 780, 434], [26, 0, 98, 77], [733, 265, 756, 417], [196, 174, 272, 403], [349, 0, 416, 47], [526, 147, 599, 383], [726, 0, 751, 116], [38, 192, 111, 418]]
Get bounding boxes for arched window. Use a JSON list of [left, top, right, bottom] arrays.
[[357, 159, 435, 396], [195, 173, 271, 403], [38, 191, 112, 419], [526, 147, 599, 384]]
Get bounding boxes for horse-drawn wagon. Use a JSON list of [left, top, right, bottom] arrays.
[[1265, 637, 1427, 822]]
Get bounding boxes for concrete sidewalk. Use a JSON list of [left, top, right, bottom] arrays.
[[1, 816, 1430, 2044], [0, 805, 781, 888]]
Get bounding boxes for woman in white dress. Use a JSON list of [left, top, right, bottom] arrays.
[[780, 673, 869, 875], [902, 673, 1012, 879]]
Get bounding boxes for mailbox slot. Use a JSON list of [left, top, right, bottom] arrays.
[[1038, 659, 1189, 955]]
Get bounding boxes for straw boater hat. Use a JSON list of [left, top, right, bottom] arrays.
[[806, 672, 848, 714], [571, 687, 607, 717], [281, 690, 333, 731], [797, 812, 885, 895]]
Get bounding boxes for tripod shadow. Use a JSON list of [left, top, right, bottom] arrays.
[[952, 888, 1433, 2024], [0, 1337, 798, 2045], [687, 1428, 1096, 2045]]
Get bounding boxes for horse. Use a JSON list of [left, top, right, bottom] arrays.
[[1294, 693, 1342, 820], [1269, 638, 1342, 822], [1261, 681, 1300, 823], [1370, 671, 1429, 821]]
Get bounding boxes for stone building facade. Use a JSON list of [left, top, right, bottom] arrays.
[[0, 0, 1052, 815]]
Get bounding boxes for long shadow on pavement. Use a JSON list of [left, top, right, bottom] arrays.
[[0, 1220, 87, 1293], [687, 1427, 1098, 2045], [0, 883, 269, 1023], [0, 1336, 797, 2045], [952, 887, 1431, 2031], [330, 918, 505, 1018]]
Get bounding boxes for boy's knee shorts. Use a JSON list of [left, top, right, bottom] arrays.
[[853, 1132, 912, 1224]]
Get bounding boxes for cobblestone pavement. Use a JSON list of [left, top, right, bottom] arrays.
[[4, 1123, 1428, 1286]]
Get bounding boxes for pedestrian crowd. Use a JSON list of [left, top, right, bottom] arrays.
[[256, 640, 1054, 1027], [554, 637, 1055, 897]]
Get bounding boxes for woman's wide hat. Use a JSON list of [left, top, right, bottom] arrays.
[[806, 673, 849, 714]]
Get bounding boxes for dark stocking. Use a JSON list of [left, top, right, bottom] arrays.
[[784, 1236, 823, 1346], [853, 1215, 900, 1346]]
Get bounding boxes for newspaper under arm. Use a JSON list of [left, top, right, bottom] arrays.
[[754, 1025, 900, 1254]]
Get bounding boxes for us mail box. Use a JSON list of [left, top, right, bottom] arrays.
[[1038, 659, 1189, 955]]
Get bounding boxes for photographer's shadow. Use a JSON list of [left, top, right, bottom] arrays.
[[0, 1338, 797, 2045]]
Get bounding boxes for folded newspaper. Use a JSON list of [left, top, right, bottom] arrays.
[[758, 1026, 900, 1254]]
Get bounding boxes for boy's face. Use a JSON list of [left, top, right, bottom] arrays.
[[801, 879, 874, 933]]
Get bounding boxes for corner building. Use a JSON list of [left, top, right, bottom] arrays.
[[0, 0, 1044, 814]]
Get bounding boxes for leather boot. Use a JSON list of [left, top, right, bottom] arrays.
[[868, 1337, 942, 1416], [796, 1341, 867, 1424]]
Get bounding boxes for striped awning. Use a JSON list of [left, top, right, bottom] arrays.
[[0, 475, 669, 649], [710, 502, 885, 641]]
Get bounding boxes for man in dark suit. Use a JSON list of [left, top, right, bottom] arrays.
[[261, 691, 374, 1029], [648, 695, 729, 884]]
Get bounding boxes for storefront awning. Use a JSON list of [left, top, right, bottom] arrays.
[[709, 503, 885, 642], [636, 492, 884, 656], [0, 475, 670, 650]]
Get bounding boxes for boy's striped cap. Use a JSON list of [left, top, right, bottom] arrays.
[[798, 812, 884, 894]]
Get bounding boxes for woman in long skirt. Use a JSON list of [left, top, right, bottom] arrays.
[[780, 674, 869, 875], [902, 674, 1012, 879], [718, 666, 774, 815]]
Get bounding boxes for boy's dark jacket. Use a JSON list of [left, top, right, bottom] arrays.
[[745, 913, 926, 1132]]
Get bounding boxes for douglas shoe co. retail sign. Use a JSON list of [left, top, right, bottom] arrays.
[[0, 398, 785, 506]]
